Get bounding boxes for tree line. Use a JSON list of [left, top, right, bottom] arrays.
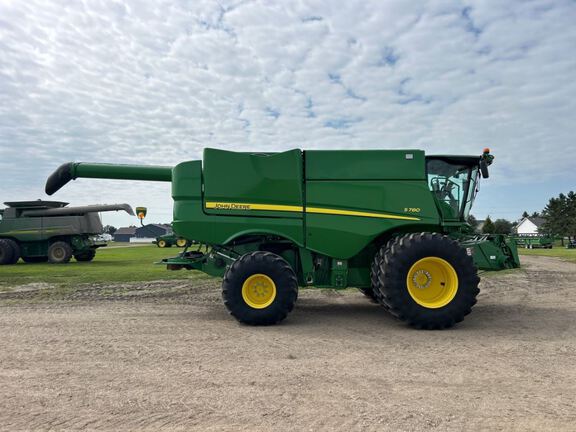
[[469, 191, 576, 239], [540, 191, 576, 240]]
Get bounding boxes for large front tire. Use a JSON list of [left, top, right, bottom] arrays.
[[47, 241, 73, 264], [373, 233, 480, 329], [222, 251, 298, 325]]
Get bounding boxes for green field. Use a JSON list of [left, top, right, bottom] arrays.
[[518, 246, 576, 263], [0, 244, 209, 290]]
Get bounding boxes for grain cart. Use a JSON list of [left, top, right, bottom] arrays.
[[0, 200, 133, 264], [45, 148, 519, 328]]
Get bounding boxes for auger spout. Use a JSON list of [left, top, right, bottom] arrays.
[[45, 162, 173, 195]]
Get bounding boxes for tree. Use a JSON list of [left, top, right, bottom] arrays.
[[467, 214, 479, 230], [567, 191, 576, 240], [541, 191, 576, 240], [531, 211, 541, 218], [522, 211, 529, 218], [103, 225, 117, 235], [482, 216, 495, 234], [493, 219, 513, 234]]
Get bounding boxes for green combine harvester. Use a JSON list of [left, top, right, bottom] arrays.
[[45, 148, 519, 329], [0, 200, 133, 264]]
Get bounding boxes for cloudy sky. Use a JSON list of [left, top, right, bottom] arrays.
[[1, 0, 575, 227]]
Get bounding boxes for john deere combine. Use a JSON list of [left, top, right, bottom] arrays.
[[0, 201, 133, 264], [45, 148, 519, 328]]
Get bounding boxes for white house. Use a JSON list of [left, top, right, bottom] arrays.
[[515, 217, 545, 236]]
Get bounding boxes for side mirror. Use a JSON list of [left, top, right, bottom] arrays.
[[479, 159, 489, 178], [135, 206, 147, 226]]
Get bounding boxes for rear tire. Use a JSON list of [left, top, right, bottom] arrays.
[[75, 250, 96, 262], [2, 239, 21, 264], [222, 251, 298, 325], [0, 239, 16, 265], [372, 233, 480, 329], [22, 256, 48, 263], [176, 238, 187, 247], [370, 238, 396, 310], [48, 241, 73, 264]]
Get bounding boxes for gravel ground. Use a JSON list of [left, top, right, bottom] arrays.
[[1, 255, 575, 431]]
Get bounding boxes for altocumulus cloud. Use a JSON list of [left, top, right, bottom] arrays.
[[0, 0, 575, 225]]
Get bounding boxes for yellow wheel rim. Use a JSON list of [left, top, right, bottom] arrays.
[[158, 240, 166, 248], [242, 273, 277, 309], [406, 257, 458, 309], [176, 238, 187, 247]]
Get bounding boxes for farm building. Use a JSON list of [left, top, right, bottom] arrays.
[[113, 224, 172, 243], [514, 217, 545, 236], [135, 224, 172, 240], [113, 227, 137, 242]]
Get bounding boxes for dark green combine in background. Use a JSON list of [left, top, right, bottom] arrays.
[[0, 201, 133, 264]]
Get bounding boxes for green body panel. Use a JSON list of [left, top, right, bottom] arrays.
[[305, 150, 426, 180], [203, 149, 303, 218], [171, 160, 304, 246], [305, 180, 440, 258]]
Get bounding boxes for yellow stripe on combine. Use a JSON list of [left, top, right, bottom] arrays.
[[205, 202, 420, 221], [306, 207, 420, 221]]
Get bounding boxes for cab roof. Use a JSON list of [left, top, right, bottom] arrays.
[[427, 155, 481, 166]]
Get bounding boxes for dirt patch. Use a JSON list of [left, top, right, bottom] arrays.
[[0, 282, 56, 293], [1, 255, 575, 431], [0, 279, 215, 303]]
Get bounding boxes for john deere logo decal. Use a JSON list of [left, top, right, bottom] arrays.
[[213, 203, 251, 210]]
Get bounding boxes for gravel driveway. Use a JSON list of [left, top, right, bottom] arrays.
[[1, 255, 575, 431]]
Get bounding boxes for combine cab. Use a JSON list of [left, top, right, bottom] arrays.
[[45, 148, 519, 328], [0, 200, 133, 264]]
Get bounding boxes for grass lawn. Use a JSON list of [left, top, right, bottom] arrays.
[[0, 244, 209, 290], [4, 242, 571, 293], [518, 247, 576, 263]]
